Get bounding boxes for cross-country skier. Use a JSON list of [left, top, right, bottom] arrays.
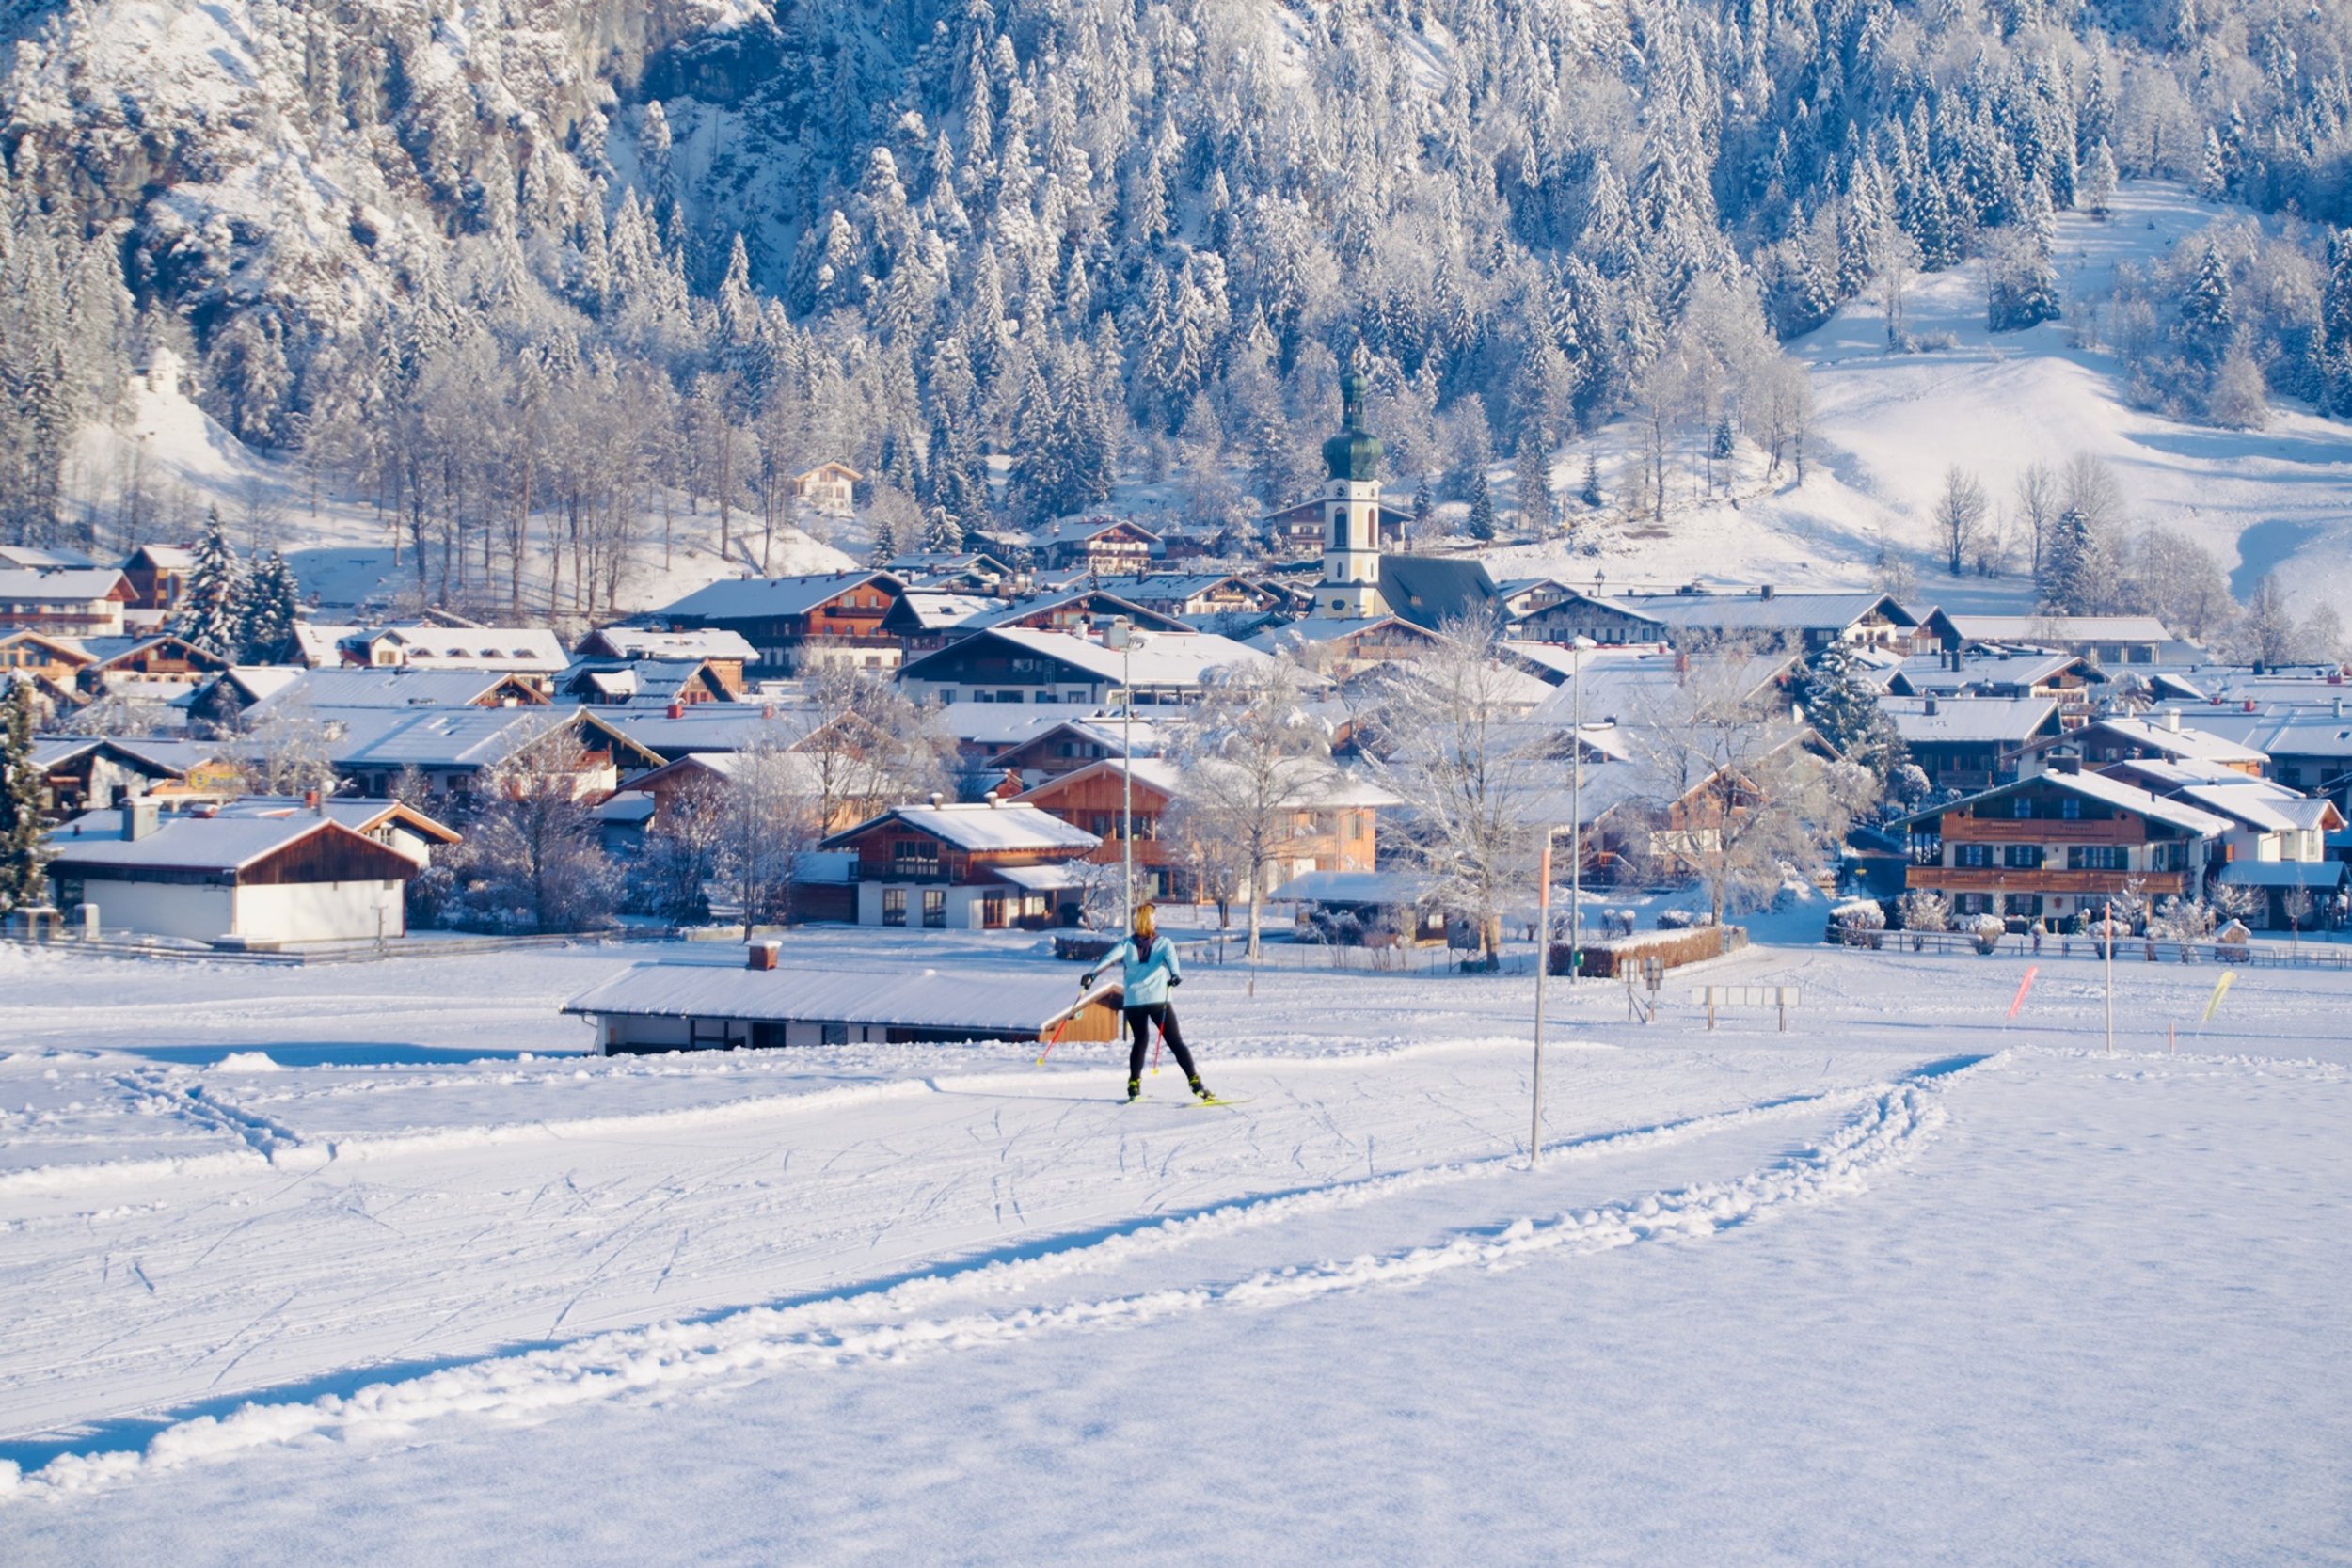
[[1080, 903, 1212, 1102]]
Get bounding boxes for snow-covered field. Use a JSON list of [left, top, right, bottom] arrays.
[[2, 928, 2346, 1561]]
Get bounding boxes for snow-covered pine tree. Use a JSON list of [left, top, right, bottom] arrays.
[[923, 503, 964, 553], [170, 508, 244, 655], [2039, 505, 2098, 613], [867, 517, 898, 567], [235, 550, 301, 663], [1581, 451, 1604, 509], [1467, 472, 1497, 542], [0, 678, 46, 915], [1514, 441, 1553, 539], [1798, 641, 1904, 784]]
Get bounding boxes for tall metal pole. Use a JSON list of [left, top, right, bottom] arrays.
[[1532, 830, 1553, 1166], [1120, 620, 1134, 933], [1567, 636, 1593, 987], [2104, 897, 2115, 1055]]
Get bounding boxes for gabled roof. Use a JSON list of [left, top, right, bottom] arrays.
[[822, 799, 1102, 854], [649, 570, 902, 624], [891, 591, 999, 631], [0, 569, 133, 602], [0, 629, 94, 663], [1031, 516, 1160, 546], [1896, 769, 2233, 836], [121, 545, 197, 569], [79, 634, 232, 673], [576, 626, 758, 663], [599, 704, 830, 755], [1882, 696, 2061, 745], [43, 810, 421, 878], [1885, 649, 2100, 696], [247, 667, 547, 714], [564, 962, 1097, 1033], [955, 590, 1190, 635], [26, 735, 210, 775], [323, 706, 667, 772], [1378, 555, 1499, 629], [209, 795, 463, 845], [1248, 615, 1439, 653], [2072, 715, 2268, 766], [1939, 613, 2174, 643], [339, 626, 571, 669], [1091, 573, 1277, 607], [1609, 590, 1915, 636], [902, 626, 1268, 689]]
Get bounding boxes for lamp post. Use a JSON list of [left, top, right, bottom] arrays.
[[1106, 616, 1135, 932]]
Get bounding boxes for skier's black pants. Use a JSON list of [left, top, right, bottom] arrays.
[[1124, 1004, 1198, 1082]]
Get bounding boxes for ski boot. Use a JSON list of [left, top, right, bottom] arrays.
[[1188, 1076, 1213, 1101], [1126, 1078, 1142, 1103]]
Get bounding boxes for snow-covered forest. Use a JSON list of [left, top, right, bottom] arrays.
[[7, 0, 2352, 610]]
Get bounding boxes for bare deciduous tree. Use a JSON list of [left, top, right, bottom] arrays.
[[1934, 466, 1989, 577]]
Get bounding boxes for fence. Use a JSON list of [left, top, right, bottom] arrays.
[[1828, 928, 2352, 971]]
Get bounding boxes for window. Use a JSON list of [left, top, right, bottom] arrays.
[[1956, 893, 1992, 915], [2060, 798, 2082, 820], [882, 888, 907, 927], [2012, 797, 2034, 818], [2004, 894, 2042, 916], [821, 1023, 849, 1046], [2004, 845, 2042, 869], [1956, 844, 1994, 867], [2068, 846, 2124, 871], [923, 889, 946, 927]]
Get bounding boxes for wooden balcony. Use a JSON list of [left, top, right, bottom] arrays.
[[1908, 866, 2186, 896], [1942, 816, 2144, 846]]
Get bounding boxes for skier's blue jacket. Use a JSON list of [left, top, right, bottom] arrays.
[[1083, 933, 1183, 1007]]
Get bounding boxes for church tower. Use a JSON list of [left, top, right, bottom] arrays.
[[1313, 369, 1388, 620]]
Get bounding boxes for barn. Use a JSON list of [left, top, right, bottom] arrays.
[[565, 949, 1126, 1054], [44, 798, 423, 943]]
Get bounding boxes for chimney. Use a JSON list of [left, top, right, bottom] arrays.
[[746, 940, 780, 972], [2165, 709, 2181, 733], [120, 795, 159, 842], [1923, 696, 1938, 717], [2243, 699, 2257, 713], [1758, 583, 1774, 600], [667, 701, 684, 720], [305, 786, 323, 815], [928, 791, 944, 807], [1673, 651, 1690, 679], [988, 791, 1006, 808]]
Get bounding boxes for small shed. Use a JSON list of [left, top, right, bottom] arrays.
[[1269, 869, 1444, 946], [564, 953, 1125, 1054], [44, 799, 422, 943]]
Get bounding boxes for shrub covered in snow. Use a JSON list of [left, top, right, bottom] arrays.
[[1896, 890, 1951, 934]]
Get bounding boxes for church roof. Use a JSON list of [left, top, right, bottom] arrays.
[[1377, 556, 1499, 630]]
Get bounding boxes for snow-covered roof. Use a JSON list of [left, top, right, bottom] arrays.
[[1091, 574, 1269, 605], [1610, 591, 1912, 634], [827, 800, 1102, 854], [2251, 711, 2352, 760], [342, 626, 570, 672], [1030, 516, 1159, 546], [934, 704, 1116, 748], [1882, 697, 2060, 744], [1267, 869, 1436, 905], [1954, 770, 2234, 837], [323, 706, 635, 771], [893, 592, 998, 630], [43, 810, 393, 874], [564, 963, 1097, 1033], [2081, 715, 2268, 765], [580, 626, 758, 663], [208, 795, 462, 844], [247, 668, 541, 713], [988, 863, 1085, 891], [0, 546, 97, 569], [1887, 650, 2093, 695], [651, 571, 899, 624], [1942, 613, 2173, 643], [0, 569, 132, 602], [1249, 616, 1436, 652], [946, 626, 1270, 689], [955, 590, 1189, 635], [598, 704, 827, 755]]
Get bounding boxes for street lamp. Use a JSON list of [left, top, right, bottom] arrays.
[[1105, 615, 1135, 933]]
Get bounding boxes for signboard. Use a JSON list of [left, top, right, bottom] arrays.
[[184, 762, 245, 795]]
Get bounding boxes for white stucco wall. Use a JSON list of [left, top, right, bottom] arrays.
[[234, 880, 407, 942], [76, 880, 235, 942]]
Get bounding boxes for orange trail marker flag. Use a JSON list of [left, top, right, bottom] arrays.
[[2008, 966, 2040, 1019]]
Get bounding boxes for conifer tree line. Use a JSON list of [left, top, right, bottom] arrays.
[[5, 0, 2352, 586]]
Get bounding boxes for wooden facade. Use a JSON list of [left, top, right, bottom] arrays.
[[1901, 775, 2217, 922]]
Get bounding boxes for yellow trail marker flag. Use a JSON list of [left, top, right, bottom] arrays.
[[2200, 971, 2236, 1024]]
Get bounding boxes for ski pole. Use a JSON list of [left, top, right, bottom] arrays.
[[1035, 1008, 1077, 1067], [1152, 1018, 1163, 1076]]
